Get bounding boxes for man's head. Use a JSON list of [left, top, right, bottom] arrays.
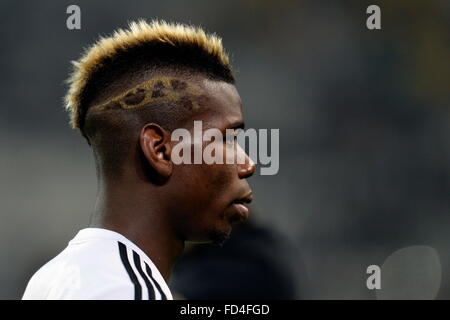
[[65, 20, 255, 245]]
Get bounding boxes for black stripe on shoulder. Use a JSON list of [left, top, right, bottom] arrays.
[[132, 250, 156, 300], [118, 241, 142, 300], [145, 262, 167, 300]]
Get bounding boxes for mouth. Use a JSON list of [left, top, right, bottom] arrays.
[[228, 191, 253, 222]]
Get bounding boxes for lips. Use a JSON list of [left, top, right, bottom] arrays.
[[228, 191, 253, 223], [231, 203, 249, 220]]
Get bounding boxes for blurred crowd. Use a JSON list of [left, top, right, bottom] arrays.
[[0, 0, 449, 299]]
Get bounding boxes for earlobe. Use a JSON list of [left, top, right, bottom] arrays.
[[139, 123, 173, 179]]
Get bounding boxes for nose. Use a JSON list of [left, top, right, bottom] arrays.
[[238, 150, 256, 179]]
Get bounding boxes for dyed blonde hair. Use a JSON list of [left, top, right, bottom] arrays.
[[65, 19, 233, 130]]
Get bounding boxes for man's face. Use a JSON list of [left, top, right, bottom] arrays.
[[168, 79, 256, 244]]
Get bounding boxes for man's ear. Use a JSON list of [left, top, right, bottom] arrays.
[[139, 123, 173, 179]]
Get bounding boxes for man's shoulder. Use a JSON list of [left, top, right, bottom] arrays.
[[22, 233, 134, 299], [22, 228, 173, 300]]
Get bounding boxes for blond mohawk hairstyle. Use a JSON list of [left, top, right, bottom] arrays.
[[65, 19, 233, 130]]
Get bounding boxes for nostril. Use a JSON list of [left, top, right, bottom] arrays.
[[238, 163, 256, 179]]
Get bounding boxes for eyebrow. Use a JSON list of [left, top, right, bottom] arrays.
[[228, 121, 245, 130]]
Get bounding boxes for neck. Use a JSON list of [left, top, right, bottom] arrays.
[[89, 178, 185, 282]]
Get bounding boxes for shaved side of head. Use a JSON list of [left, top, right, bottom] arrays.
[[64, 20, 235, 179]]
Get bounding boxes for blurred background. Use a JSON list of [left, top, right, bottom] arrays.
[[0, 0, 449, 299]]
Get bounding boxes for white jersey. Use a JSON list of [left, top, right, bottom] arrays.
[[22, 228, 173, 300]]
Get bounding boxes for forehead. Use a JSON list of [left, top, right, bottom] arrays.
[[197, 79, 243, 130]]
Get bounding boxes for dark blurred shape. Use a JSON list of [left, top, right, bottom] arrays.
[[170, 216, 304, 299]]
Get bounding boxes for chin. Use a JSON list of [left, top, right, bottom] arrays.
[[186, 226, 231, 246], [207, 228, 231, 246]]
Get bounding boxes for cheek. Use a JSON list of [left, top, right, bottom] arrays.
[[208, 164, 234, 188], [195, 164, 235, 210], [170, 139, 238, 216], [172, 163, 234, 206], [170, 164, 237, 241]]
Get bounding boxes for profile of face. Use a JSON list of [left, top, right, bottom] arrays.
[[166, 79, 256, 245]]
